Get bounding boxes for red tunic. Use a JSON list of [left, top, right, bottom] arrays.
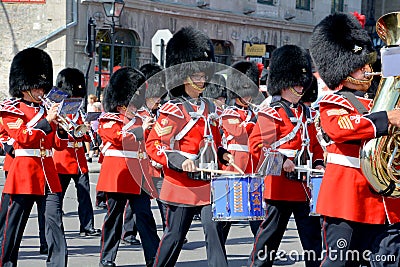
[[0, 100, 64, 194], [53, 114, 91, 174], [249, 103, 324, 201], [317, 93, 400, 224], [145, 99, 223, 206], [220, 106, 256, 173], [96, 112, 150, 195]]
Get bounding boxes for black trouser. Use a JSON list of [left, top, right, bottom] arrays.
[[153, 204, 228, 267], [156, 199, 167, 231], [0, 192, 67, 267], [100, 191, 159, 265], [59, 172, 95, 231], [248, 200, 322, 267], [121, 200, 138, 239], [4, 171, 46, 247], [320, 216, 387, 267], [370, 222, 400, 267]]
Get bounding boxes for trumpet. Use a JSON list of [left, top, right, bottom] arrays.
[[39, 96, 89, 138]]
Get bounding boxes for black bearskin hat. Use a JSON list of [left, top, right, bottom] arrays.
[[267, 45, 313, 96], [310, 12, 377, 90], [165, 26, 215, 97], [202, 74, 227, 99], [139, 63, 166, 99], [9, 47, 53, 97], [103, 67, 146, 112], [227, 61, 260, 100], [56, 68, 86, 98], [301, 75, 318, 103]]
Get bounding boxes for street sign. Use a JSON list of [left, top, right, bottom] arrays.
[[151, 29, 173, 67]]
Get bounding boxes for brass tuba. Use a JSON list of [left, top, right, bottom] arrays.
[[360, 12, 400, 197]]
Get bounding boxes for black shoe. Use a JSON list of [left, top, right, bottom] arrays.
[[39, 243, 48, 254], [87, 157, 93, 163], [99, 260, 115, 267], [80, 228, 101, 237], [193, 214, 201, 220], [121, 235, 141, 245], [183, 237, 188, 244]]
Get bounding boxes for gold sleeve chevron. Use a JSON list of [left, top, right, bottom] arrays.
[[154, 122, 172, 137]]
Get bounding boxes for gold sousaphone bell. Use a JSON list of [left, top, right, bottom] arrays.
[[360, 12, 400, 197]]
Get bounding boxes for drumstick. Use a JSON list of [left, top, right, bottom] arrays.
[[196, 168, 241, 175], [230, 162, 245, 175]]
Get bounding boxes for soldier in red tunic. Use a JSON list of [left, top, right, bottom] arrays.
[[120, 63, 165, 245], [248, 45, 324, 267], [310, 12, 400, 266], [145, 26, 233, 267], [97, 67, 159, 267], [53, 68, 101, 237], [0, 47, 68, 266]]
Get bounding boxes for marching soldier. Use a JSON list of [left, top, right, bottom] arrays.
[[53, 68, 101, 237], [310, 12, 400, 266], [248, 45, 324, 267], [120, 63, 166, 245], [97, 67, 159, 267], [145, 26, 233, 267], [0, 47, 68, 266]]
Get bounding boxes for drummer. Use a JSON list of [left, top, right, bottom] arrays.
[[218, 60, 263, 239], [145, 26, 233, 267], [247, 45, 324, 267]]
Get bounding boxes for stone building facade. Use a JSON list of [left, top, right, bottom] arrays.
[[0, 0, 397, 97]]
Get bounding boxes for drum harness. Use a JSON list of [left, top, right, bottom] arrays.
[[258, 99, 319, 202], [167, 97, 219, 181]]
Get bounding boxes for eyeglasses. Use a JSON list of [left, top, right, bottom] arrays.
[[190, 74, 208, 81]]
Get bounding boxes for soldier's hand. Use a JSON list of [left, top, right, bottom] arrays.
[[223, 153, 234, 165], [142, 116, 155, 130], [387, 109, 400, 127], [46, 103, 60, 123], [182, 159, 196, 172], [283, 158, 295, 173]]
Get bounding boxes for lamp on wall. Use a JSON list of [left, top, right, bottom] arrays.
[[102, 0, 125, 76]]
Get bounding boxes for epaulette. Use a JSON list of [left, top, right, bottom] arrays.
[[258, 106, 282, 121], [99, 112, 122, 122], [159, 102, 184, 118], [319, 94, 354, 111], [0, 97, 18, 107], [1, 103, 24, 116], [221, 108, 241, 118]]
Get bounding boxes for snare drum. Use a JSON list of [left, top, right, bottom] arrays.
[[211, 175, 264, 221], [309, 175, 323, 216]]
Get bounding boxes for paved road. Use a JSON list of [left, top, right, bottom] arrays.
[[0, 157, 307, 267]]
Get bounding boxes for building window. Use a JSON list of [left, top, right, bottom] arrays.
[[331, 0, 344, 12], [257, 0, 274, 5], [296, 0, 310, 10]]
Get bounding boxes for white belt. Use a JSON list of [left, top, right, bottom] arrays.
[[67, 141, 83, 148], [227, 144, 249, 152], [104, 149, 147, 159], [277, 149, 297, 158], [326, 153, 360, 168], [178, 151, 198, 160], [14, 149, 53, 158]]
